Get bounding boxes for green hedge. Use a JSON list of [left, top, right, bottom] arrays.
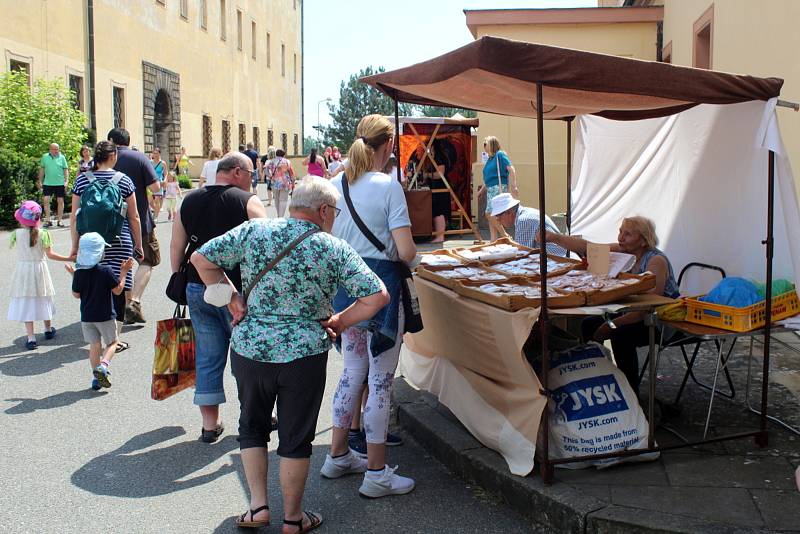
[[178, 175, 193, 189], [0, 149, 39, 228]]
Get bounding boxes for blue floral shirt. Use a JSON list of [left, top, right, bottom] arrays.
[[198, 218, 383, 363]]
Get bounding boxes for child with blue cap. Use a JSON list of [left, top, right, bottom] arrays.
[[71, 232, 134, 390]]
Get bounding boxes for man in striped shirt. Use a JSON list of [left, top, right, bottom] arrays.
[[490, 193, 567, 256]]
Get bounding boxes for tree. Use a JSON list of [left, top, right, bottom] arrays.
[[416, 105, 477, 118], [0, 70, 87, 162], [0, 70, 87, 225], [303, 135, 318, 155], [321, 66, 414, 151]]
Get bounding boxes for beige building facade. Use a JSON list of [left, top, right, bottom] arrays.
[[656, 0, 800, 194], [465, 7, 663, 216], [1, 0, 303, 171]]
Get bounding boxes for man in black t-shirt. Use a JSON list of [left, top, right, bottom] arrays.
[[108, 128, 161, 324], [170, 152, 267, 442]]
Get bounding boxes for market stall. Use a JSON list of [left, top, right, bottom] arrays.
[[392, 116, 479, 241], [363, 36, 793, 482]]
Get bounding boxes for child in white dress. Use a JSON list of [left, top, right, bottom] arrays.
[[8, 200, 71, 350]]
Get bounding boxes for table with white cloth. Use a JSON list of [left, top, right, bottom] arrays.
[[400, 276, 674, 475]]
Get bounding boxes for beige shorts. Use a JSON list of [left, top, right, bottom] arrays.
[[81, 320, 118, 346]]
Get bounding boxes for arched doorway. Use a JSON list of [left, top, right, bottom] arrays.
[[154, 90, 172, 164], [142, 61, 181, 161]]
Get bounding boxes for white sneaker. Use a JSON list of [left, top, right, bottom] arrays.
[[320, 450, 368, 479], [358, 465, 415, 498]]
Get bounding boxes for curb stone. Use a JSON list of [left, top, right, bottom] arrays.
[[393, 377, 773, 534]]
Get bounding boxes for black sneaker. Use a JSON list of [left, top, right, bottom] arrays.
[[348, 431, 368, 458], [44, 327, 56, 340], [386, 432, 404, 447], [200, 424, 225, 443]]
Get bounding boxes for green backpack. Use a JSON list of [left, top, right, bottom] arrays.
[[76, 171, 128, 243]]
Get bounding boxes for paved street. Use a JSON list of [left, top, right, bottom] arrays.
[[0, 200, 538, 534]]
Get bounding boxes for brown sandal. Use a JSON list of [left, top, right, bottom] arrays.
[[234, 504, 269, 528], [283, 510, 322, 533]]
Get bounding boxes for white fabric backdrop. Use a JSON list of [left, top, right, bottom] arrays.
[[571, 99, 800, 295]]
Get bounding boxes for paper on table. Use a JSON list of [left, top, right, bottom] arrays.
[[609, 252, 636, 277], [587, 242, 610, 275]]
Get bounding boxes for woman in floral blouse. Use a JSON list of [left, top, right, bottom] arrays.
[[191, 177, 388, 532]]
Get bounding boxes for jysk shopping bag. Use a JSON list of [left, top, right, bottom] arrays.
[[151, 306, 196, 400]]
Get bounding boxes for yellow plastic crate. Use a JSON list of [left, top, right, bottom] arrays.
[[684, 290, 800, 332]]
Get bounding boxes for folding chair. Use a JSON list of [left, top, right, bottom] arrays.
[[640, 262, 734, 405]]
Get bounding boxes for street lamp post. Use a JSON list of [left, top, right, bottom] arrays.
[[317, 97, 332, 148]]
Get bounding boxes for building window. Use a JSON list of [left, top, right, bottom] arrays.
[[236, 9, 243, 51], [238, 123, 246, 146], [112, 86, 126, 128], [281, 132, 288, 153], [221, 119, 231, 152], [293, 0, 296, 10], [68, 74, 84, 111], [267, 129, 274, 147], [266, 32, 271, 68], [9, 59, 31, 77], [293, 53, 297, 83], [281, 44, 286, 77], [251, 21, 257, 59], [180, 0, 188, 20], [219, 0, 226, 40], [662, 41, 672, 64], [252, 126, 260, 151], [200, 0, 207, 29], [202, 115, 212, 158], [293, 134, 299, 156], [693, 4, 713, 69]]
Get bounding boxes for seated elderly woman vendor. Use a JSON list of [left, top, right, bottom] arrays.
[[545, 216, 680, 396]]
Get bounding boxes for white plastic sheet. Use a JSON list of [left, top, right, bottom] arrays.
[[571, 100, 800, 295]]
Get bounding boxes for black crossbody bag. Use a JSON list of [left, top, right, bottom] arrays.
[[166, 234, 200, 305], [341, 176, 423, 334]]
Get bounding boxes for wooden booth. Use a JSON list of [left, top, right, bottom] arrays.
[[392, 116, 481, 241]]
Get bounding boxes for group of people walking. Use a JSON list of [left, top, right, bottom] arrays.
[[180, 114, 418, 531]]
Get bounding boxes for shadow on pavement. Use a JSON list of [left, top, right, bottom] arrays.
[[71, 426, 238, 497], [5, 388, 108, 414], [0, 322, 87, 376]]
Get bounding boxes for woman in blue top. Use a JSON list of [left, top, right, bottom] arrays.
[[478, 136, 519, 241], [546, 216, 680, 396], [150, 148, 167, 221]]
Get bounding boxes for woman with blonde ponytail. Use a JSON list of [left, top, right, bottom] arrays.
[[321, 114, 418, 498]]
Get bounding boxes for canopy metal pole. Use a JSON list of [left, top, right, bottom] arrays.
[[394, 96, 401, 183], [565, 118, 573, 234], [757, 150, 776, 447], [777, 99, 799, 111], [536, 82, 553, 485]]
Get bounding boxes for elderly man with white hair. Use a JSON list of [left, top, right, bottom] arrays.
[[191, 176, 389, 532], [490, 192, 567, 256]]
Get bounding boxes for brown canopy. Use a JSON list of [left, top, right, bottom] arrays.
[[362, 36, 783, 121]]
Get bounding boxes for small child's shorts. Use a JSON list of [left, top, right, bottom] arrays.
[[82, 320, 118, 345]]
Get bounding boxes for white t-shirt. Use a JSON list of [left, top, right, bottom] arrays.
[[331, 171, 411, 261], [200, 159, 219, 186], [328, 159, 344, 176]]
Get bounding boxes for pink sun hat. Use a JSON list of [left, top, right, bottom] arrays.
[[14, 200, 43, 227]]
